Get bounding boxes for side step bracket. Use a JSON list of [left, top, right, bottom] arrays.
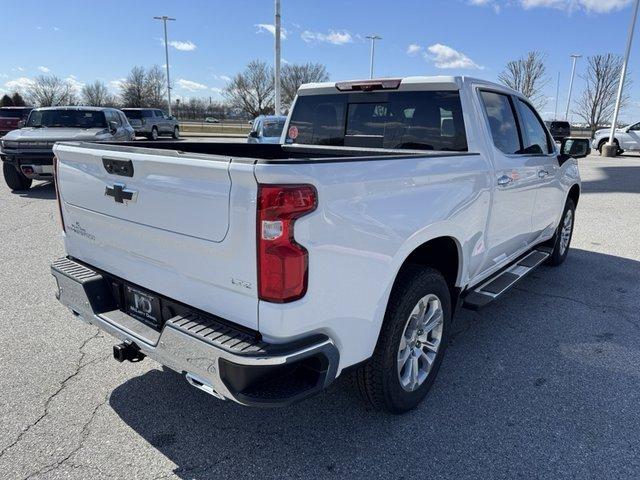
[[462, 248, 550, 311]]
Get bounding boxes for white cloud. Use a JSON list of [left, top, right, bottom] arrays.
[[425, 43, 482, 69], [4, 77, 34, 91], [168, 40, 197, 51], [177, 79, 208, 92], [213, 74, 231, 82], [38, 66, 50, 73], [407, 43, 423, 55], [53, 27, 60, 31], [109, 78, 126, 91], [211, 87, 224, 95], [65, 75, 84, 93], [255, 24, 287, 39], [301, 30, 352, 45], [469, 0, 631, 13]]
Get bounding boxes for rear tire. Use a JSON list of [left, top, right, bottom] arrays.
[[356, 266, 451, 414], [598, 139, 622, 156], [147, 127, 159, 141], [3, 163, 32, 191], [545, 198, 575, 266]]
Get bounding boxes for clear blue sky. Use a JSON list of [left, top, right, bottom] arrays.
[[2, 0, 639, 122]]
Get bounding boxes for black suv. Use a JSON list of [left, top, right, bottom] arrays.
[[544, 121, 571, 142]]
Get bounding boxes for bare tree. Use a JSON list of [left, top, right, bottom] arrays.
[[120, 67, 148, 107], [574, 54, 631, 137], [224, 60, 274, 118], [281, 63, 329, 109], [145, 65, 167, 109], [81, 80, 116, 107], [25, 75, 75, 107], [498, 51, 549, 110]]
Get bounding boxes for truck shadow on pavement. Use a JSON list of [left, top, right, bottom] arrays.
[[14, 181, 55, 200], [581, 164, 640, 194], [109, 248, 640, 480]]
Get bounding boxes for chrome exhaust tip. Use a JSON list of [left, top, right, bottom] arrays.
[[185, 373, 225, 400]]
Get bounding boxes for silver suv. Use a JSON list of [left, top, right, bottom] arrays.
[[0, 106, 134, 191], [122, 108, 180, 140]]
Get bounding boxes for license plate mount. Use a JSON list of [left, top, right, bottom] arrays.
[[123, 285, 163, 330]]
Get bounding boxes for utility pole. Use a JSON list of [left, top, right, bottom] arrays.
[[274, 0, 282, 115], [606, 0, 639, 152], [154, 15, 176, 116], [564, 54, 581, 121], [366, 35, 382, 79], [554, 71, 560, 121]]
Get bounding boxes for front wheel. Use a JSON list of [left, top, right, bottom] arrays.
[[356, 266, 451, 414], [546, 198, 575, 266], [172, 126, 180, 139], [3, 163, 32, 191]]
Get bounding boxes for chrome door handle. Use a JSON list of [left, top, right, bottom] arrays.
[[538, 169, 549, 178], [497, 175, 513, 187]]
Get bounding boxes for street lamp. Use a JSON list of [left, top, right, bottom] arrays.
[[564, 54, 581, 121], [366, 35, 382, 79], [274, 0, 282, 115], [606, 0, 639, 154], [153, 15, 176, 117]]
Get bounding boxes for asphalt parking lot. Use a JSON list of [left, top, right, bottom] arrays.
[[0, 151, 639, 480]]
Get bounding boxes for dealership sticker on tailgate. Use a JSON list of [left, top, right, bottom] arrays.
[[124, 285, 163, 330]]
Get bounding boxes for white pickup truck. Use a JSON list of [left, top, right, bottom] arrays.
[[51, 77, 590, 413]]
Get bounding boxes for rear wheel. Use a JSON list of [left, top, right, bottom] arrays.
[[546, 198, 575, 266], [3, 163, 32, 191], [598, 139, 622, 155], [147, 127, 159, 141], [356, 266, 451, 414]]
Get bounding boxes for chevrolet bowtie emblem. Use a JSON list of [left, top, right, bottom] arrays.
[[105, 183, 137, 204]]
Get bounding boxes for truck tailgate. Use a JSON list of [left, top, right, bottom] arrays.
[[53, 142, 259, 330]]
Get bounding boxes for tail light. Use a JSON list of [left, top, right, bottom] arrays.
[[53, 155, 65, 232], [257, 184, 317, 303]]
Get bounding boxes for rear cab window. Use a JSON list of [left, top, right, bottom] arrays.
[[287, 90, 468, 151]]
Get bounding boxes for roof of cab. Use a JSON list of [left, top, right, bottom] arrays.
[[32, 106, 117, 112], [297, 76, 520, 97]]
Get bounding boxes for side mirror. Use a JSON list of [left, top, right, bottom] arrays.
[[108, 121, 118, 134], [560, 137, 590, 160], [248, 131, 259, 138]]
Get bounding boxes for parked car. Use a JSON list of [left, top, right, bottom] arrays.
[[122, 108, 180, 140], [592, 121, 640, 155], [50, 76, 589, 413], [247, 115, 287, 144], [1, 106, 134, 191], [544, 120, 571, 142], [205, 117, 220, 123], [0, 106, 33, 137]]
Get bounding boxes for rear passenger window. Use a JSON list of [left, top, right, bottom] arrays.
[[287, 91, 468, 151], [516, 99, 551, 154], [480, 91, 521, 155], [142, 110, 154, 118]]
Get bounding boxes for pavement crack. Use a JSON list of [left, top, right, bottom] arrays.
[[0, 330, 104, 460], [513, 286, 640, 330]]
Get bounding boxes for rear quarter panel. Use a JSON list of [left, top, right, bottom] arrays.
[[255, 154, 492, 370]]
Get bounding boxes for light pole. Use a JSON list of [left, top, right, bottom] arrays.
[[366, 35, 382, 79], [564, 54, 581, 121], [554, 71, 560, 120], [274, 0, 282, 115], [154, 15, 175, 116], [606, 0, 639, 153]]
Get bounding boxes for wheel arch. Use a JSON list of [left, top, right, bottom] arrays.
[[568, 183, 580, 207]]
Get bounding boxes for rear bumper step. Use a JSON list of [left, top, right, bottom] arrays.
[[462, 248, 551, 310], [51, 257, 339, 407]]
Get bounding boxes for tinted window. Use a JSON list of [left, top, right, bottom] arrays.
[[0, 108, 31, 118], [480, 91, 521, 155], [516, 99, 551, 154], [155, 110, 165, 118], [629, 122, 640, 131], [123, 110, 143, 119], [287, 91, 468, 151], [26, 110, 107, 128]]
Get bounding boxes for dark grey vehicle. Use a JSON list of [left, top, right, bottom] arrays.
[[0, 106, 134, 191], [122, 108, 180, 140]]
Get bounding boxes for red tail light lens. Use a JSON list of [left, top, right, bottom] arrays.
[[53, 155, 65, 232], [257, 184, 317, 303]]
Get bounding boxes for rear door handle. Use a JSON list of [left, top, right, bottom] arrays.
[[538, 169, 549, 178], [497, 175, 514, 187]]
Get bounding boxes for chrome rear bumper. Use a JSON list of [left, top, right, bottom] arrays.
[[51, 257, 339, 406]]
